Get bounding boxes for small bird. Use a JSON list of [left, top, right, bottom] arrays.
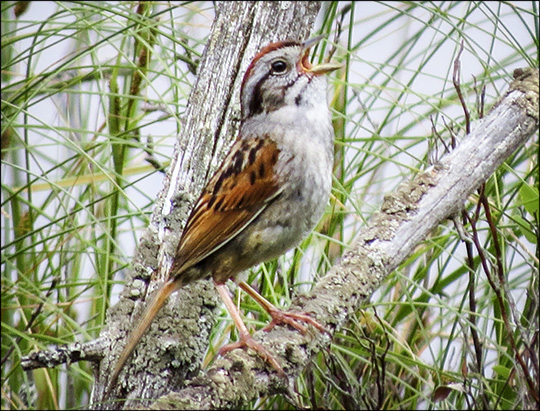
[[107, 35, 341, 394]]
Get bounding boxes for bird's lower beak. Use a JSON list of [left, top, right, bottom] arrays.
[[307, 60, 344, 74], [300, 35, 343, 75]]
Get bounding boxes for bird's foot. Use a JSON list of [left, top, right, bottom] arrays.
[[262, 308, 328, 335], [219, 331, 286, 377]]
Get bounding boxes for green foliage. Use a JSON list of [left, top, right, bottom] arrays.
[[1, 1, 538, 410], [1, 1, 209, 408], [274, 2, 539, 410]]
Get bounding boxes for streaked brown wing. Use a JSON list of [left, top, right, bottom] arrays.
[[171, 136, 282, 276]]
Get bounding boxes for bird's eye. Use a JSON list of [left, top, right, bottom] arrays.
[[270, 60, 288, 74]]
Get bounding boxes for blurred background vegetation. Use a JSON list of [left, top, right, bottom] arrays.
[[1, 1, 538, 409]]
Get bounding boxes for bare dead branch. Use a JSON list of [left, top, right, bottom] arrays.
[[148, 68, 539, 410]]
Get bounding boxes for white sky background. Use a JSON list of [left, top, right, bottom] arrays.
[[4, 0, 536, 333], [4, 0, 536, 317], [2, 2, 537, 407], [8, 1, 535, 206]]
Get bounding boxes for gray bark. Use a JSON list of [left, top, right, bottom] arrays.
[[95, 1, 323, 409]]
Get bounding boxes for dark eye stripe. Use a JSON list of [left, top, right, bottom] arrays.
[[248, 71, 271, 117], [247, 69, 300, 117]]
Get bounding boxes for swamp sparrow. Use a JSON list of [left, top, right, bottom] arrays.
[[108, 35, 341, 393]]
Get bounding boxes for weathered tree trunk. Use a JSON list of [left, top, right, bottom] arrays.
[[95, 1, 323, 408]]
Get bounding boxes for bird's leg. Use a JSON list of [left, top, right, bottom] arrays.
[[238, 282, 327, 334], [214, 283, 285, 376]]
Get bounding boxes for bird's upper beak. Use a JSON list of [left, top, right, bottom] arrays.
[[300, 35, 343, 75]]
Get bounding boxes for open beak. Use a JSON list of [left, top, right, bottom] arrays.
[[300, 35, 343, 75]]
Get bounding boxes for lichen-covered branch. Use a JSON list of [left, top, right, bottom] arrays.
[[92, 1, 323, 409], [21, 339, 107, 370], [147, 68, 539, 410]]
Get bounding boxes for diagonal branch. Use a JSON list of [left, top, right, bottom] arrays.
[[149, 68, 538, 409]]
